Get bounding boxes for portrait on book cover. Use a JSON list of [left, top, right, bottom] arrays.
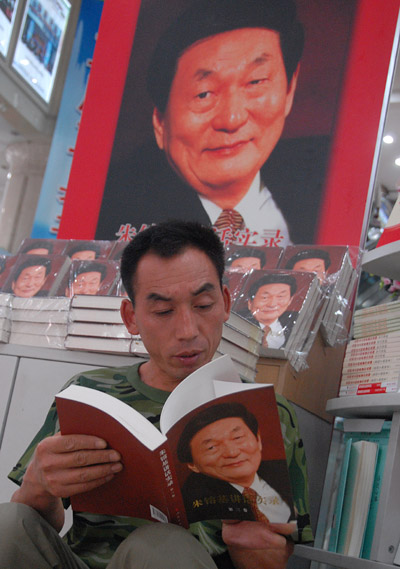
[[232, 268, 317, 348], [92, 0, 356, 246], [167, 389, 294, 524]]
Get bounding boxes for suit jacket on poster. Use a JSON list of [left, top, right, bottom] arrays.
[[95, 136, 330, 244], [181, 459, 294, 523]]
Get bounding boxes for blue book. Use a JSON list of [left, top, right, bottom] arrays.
[[328, 437, 353, 552]]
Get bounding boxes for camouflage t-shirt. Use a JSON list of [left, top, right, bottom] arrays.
[[8, 362, 313, 568]]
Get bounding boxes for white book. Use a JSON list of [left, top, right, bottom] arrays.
[[68, 321, 131, 339], [11, 321, 68, 336], [9, 331, 66, 349], [65, 335, 132, 353], [69, 307, 124, 324], [71, 295, 124, 310]]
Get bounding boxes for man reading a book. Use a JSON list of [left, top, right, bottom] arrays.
[[177, 402, 293, 524], [2, 221, 312, 569]]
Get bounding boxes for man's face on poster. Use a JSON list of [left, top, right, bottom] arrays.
[[188, 416, 262, 486], [12, 265, 47, 297], [248, 282, 292, 326], [153, 27, 298, 201]]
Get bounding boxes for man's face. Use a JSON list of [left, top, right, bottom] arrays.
[[248, 282, 292, 326], [153, 28, 298, 202], [121, 248, 231, 389], [293, 258, 326, 283], [71, 250, 97, 261], [12, 265, 47, 297], [230, 256, 261, 272], [70, 271, 102, 295], [188, 416, 262, 487]]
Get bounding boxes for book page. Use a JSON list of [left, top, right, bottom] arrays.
[[160, 355, 241, 434]]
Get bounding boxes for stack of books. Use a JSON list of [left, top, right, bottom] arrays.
[[323, 418, 392, 560], [0, 293, 12, 343], [216, 312, 263, 382], [65, 295, 137, 354], [10, 297, 71, 348], [231, 268, 322, 372], [353, 300, 400, 339], [339, 330, 400, 397]]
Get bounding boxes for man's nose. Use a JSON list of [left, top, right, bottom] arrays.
[[176, 308, 199, 340], [212, 90, 248, 132], [222, 441, 241, 457]]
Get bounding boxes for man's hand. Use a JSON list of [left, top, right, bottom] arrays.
[[12, 433, 122, 531], [222, 520, 296, 569]]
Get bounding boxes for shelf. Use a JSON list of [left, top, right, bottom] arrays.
[[326, 394, 400, 418], [294, 545, 397, 568], [362, 241, 400, 280]]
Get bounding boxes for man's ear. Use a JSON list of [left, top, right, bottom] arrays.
[[187, 463, 200, 474], [284, 64, 300, 118], [222, 284, 231, 323], [152, 107, 165, 150], [120, 298, 140, 335]]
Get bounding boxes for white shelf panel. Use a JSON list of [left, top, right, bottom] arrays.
[[362, 241, 400, 279], [326, 394, 400, 418], [294, 545, 396, 568]]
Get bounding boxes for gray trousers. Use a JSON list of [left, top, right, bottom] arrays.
[[0, 503, 218, 569]]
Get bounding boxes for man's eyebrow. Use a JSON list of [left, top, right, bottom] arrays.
[[193, 283, 216, 296], [193, 68, 214, 82], [146, 283, 215, 303]]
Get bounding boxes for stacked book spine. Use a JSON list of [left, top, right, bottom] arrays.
[[339, 301, 400, 396]]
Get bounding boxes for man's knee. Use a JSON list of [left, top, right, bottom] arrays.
[[110, 523, 218, 569], [0, 502, 40, 540]]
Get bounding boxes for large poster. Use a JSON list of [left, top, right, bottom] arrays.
[[57, 0, 400, 247]]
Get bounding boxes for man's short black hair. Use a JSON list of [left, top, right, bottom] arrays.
[[121, 221, 225, 304], [177, 402, 258, 463], [248, 272, 297, 299], [12, 256, 52, 282], [226, 247, 266, 268], [67, 241, 101, 258], [147, 0, 304, 113], [284, 249, 331, 271], [21, 240, 54, 254], [72, 260, 107, 281]]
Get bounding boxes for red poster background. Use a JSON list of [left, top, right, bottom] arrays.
[[57, 0, 400, 248]]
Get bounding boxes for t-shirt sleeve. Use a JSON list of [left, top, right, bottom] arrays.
[[275, 393, 314, 544]]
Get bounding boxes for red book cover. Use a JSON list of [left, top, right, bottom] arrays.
[[16, 238, 70, 257], [56, 356, 294, 526], [64, 240, 114, 260], [56, 259, 119, 297], [1, 254, 70, 298]]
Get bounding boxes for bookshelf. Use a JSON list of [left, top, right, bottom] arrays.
[[362, 241, 400, 280], [292, 398, 400, 568]]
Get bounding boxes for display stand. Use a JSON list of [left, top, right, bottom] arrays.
[[362, 241, 400, 280], [256, 332, 347, 421], [293, 396, 400, 568]]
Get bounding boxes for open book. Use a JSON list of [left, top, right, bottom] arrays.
[[56, 356, 294, 528]]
